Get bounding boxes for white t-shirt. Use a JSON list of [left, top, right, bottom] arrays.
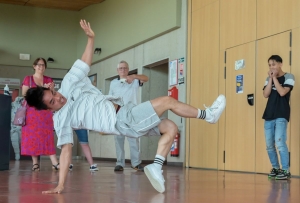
[[54, 59, 123, 148], [109, 78, 140, 105]]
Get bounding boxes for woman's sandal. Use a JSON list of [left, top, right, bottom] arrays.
[[52, 163, 60, 171], [32, 163, 40, 171]]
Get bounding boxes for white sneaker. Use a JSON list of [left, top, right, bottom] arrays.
[[144, 164, 165, 193], [204, 94, 226, 124], [90, 164, 99, 171]]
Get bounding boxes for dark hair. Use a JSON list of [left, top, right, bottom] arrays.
[[268, 55, 282, 63], [33, 58, 47, 69], [25, 86, 49, 110]]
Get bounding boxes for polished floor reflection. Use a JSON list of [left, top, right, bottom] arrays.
[[0, 160, 299, 203]]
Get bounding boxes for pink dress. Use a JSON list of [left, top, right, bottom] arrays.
[[21, 75, 56, 155]]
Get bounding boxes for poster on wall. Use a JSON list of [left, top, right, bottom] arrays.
[[53, 78, 63, 91], [0, 78, 20, 86], [236, 74, 244, 94], [178, 57, 185, 85], [235, 59, 245, 70], [88, 74, 97, 87], [169, 59, 178, 86]]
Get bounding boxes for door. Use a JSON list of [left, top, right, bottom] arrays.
[[290, 27, 300, 176], [225, 41, 256, 172], [255, 31, 291, 173], [189, 0, 219, 169]]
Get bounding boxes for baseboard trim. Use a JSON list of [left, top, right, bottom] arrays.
[[92, 158, 184, 166], [92, 158, 161, 165], [167, 162, 183, 167], [43, 156, 183, 166], [41, 156, 84, 160]]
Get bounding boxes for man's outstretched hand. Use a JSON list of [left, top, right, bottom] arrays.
[[42, 185, 64, 194], [80, 19, 95, 38]]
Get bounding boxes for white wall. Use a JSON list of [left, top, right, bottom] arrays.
[[87, 0, 187, 163], [0, 3, 78, 69]]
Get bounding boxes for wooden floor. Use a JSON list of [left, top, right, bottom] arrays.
[[1, 159, 300, 203]]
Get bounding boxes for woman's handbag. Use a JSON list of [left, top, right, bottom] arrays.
[[12, 76, 32, 126], [13, 101, 27, 126]]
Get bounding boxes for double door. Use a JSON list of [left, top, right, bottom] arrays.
[[224, 31, 291, 172]]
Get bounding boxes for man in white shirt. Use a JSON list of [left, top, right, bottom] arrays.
[[25, 20, 226, 194], [109, 61, 148, 172]]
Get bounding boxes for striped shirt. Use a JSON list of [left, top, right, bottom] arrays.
[[54, 59, 123, 148]]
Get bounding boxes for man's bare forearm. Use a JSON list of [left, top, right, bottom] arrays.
[[133, 74, 148, 83], [273, 77, 290, 96], [57, 144, 72, 188], [263, 78, 272, 98], [81, 38, 94, 66]]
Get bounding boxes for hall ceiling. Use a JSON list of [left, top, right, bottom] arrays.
[[0, 0, 105, 11]]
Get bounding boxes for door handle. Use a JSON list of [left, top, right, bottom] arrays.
[[247, 94, 254, 106]]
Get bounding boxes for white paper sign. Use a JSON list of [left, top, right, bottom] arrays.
[[235, 59, 245, 70], [0, 78, 20, 86], [169, 60, 178, 86]]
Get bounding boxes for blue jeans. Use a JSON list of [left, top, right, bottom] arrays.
[[74, 129, 89, 144], [264, 118, 289, 170]]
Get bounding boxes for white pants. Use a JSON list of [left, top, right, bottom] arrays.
[[10, 126, 21, 160], [114, 135, 141, 167]]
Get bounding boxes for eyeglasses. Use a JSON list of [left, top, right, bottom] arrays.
[[36, 64, 45, 67], [118, 67, 128, 70]]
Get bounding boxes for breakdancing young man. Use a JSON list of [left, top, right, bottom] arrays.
[[25, 20, 226, 194]]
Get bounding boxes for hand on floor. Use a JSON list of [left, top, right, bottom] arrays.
[[42, 185, 64, 194]]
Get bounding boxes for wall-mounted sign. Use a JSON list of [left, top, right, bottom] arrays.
[[236, 74, 244, 94], [178, 57, 185, 85], [235, 59, 245, 70], [0, 78, 20, 86], [169, 60, 178, 86], [53, 78, 63, 91], [88, 74, 97, 87]]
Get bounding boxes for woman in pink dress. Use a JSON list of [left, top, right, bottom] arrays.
[[21, 57, 59, 171]]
